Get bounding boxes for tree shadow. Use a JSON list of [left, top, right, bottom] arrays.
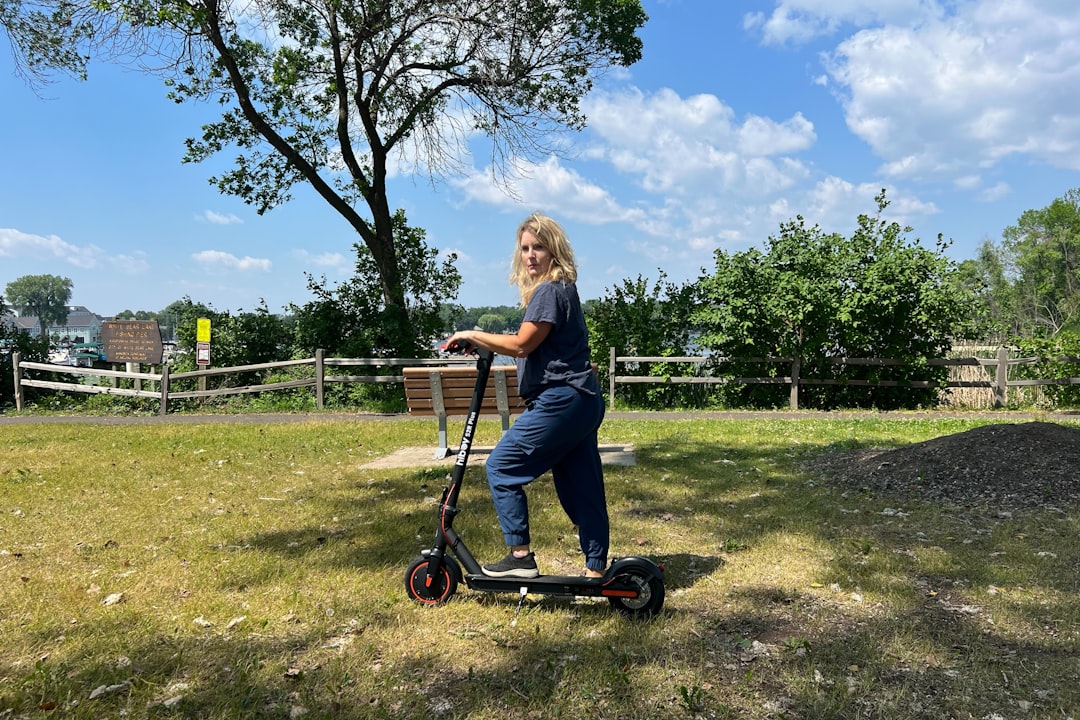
[[7, 419, 1078, 718]]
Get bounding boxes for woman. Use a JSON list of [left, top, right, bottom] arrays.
[[446, 213, 608, 579]]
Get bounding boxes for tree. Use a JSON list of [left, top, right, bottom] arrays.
[[45, 0, 642, 356], [8, 0, 646, 354], [955, 239, 1014, 342], [692, 191, 981, 410], [214, 301, 292, 368], [1000, 188, 1080, 336], [962, 189, 1080, 340], [1, 318, 46, 409], [165, 297, 220, 365], [2, 0, 92, 85], [586, 272, 698, 407], [455, 305, 524, 332], [4, 274, 73, 348], [1, 0, 138, 90], [164, 296, 290, 379], [290, 212, 460, 357], [476, 313, 507, 334], [115, 309, 158, 320]]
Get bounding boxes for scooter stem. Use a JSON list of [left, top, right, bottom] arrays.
[[429, 347, 495, 575]]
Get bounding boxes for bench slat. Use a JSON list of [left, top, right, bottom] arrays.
[[403, 367, 522, 407], [403, 365, 523, 456]]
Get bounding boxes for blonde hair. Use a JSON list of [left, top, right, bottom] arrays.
[[510, 213, 578, 305]]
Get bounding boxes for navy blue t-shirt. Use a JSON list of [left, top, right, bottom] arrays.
[[516, 280, 598, 401]]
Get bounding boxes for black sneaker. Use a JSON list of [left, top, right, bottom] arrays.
[[482, 552, 539, 578]]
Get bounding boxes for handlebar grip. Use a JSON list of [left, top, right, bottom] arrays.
[[444, 339, 475, 355]]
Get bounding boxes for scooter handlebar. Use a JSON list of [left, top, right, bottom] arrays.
[[444, 338, 476, 355]]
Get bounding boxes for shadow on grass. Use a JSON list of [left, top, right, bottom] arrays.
[[5, 419, 1077, 718]]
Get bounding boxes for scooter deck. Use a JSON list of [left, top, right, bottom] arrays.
[[464, 573, 630, 599]]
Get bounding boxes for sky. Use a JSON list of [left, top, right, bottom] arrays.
[[3, 0, 1080, 318]]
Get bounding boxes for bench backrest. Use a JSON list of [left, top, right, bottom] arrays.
[[403, 365, 522, 417]]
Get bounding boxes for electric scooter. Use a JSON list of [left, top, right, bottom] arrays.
[[404, 344, 665, 618]]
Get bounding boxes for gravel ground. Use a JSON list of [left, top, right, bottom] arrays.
[[803, 420, 1080, 515]]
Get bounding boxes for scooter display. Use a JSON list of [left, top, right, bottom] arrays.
[[404, 344, 665, 618]]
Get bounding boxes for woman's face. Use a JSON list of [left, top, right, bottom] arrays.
[[520, 228, 553, 279]]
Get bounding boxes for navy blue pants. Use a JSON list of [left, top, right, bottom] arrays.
[[485, 385, 609, 572]]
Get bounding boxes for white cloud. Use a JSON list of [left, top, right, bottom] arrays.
[[453, 82, 943, 284], [568, 87, 826, 252], [108, 251, 152, 275], [745, 0, 943, 45], [452, 71, 955, 293], [738, 113, 816, 156], [822, 1, 1080, 178], [953, 175, 982, 191], [292, 249, 348, 269], [582, 88, 815, 197], [803, 176, 939, 229], [0, 227, 103, 269], [456, 156, 647, 226], [979, 182, 1012, 203], [197, 210, 244, 225], [192, 250, 272, 272]]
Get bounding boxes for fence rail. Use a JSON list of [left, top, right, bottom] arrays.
[[606, 346, 1080, 410], [11, 350, 470, 414], [11, 346, 1080, 413]]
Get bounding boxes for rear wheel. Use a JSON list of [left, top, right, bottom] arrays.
[[404, 555, 461, 606], [608, 568, 665, 619]]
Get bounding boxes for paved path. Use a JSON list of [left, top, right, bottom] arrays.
[[2, 409, 1078, 425], [360, 443, 639, 470]]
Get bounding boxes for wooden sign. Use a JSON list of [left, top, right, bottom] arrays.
[[101, 320, 164, 364]]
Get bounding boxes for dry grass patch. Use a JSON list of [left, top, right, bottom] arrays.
[[1, 416, 1078, 718]]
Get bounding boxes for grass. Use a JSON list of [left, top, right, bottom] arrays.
[[1, 416, 1078, 719]]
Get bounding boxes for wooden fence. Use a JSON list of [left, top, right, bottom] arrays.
[[11, 346, 1080, 413], [10, 350, 470, 414], [606, 346, 1080, 410]]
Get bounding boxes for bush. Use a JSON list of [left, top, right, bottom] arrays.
[[693, 192, 979, 411], [1, 328, 47, 410], [1013, 332, 1080, 408]]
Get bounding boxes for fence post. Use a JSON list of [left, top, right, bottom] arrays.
[[159, 363, 170, 415], [994, 345, 1008, 408], [609, 346, 616, 410], [12, 351, 23, 411], [315, 349, 325, 410], [789, 356, 801, 411]]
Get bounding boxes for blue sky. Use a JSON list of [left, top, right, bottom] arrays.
[[3, 0, 1080, 317]]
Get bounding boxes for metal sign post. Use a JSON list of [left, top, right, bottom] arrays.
[[196, 318, 212, 368]]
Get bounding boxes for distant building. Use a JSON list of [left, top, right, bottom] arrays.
[[51, 306, 104, 344], [3, 313, 41, 337], [4, 305, 105, 344]]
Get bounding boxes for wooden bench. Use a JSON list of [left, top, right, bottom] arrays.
[[403, 364, 523, 458]]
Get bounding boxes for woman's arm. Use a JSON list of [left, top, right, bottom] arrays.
[[448, 321, 552, 358]]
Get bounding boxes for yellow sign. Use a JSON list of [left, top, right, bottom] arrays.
[[197, 318, 212, 343]]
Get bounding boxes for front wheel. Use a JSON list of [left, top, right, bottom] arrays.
[[608, 568, 665, 619], [404, 555, 461, 606]]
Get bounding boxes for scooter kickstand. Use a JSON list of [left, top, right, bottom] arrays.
[[514, 586, 529, 614]]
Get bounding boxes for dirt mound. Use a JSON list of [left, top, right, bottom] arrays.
[[805, 421, 1080, 513]]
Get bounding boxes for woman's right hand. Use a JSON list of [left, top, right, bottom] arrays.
[[445, 331, 476, 354]]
